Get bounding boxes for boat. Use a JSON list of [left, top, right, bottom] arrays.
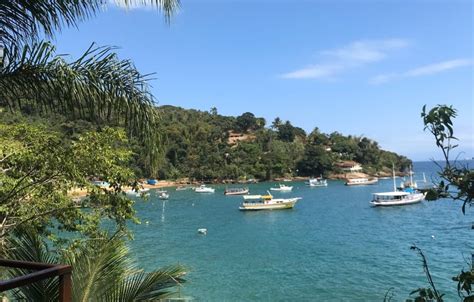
[[370, 165, 426, 207], [125, 187, 150, 196], [194, 185, 215, 193], [370, 191, 426, 206], [243, 194, 273, 201], [345, 178, 378, 186], [239, 193, 301, 211], [159, 192, 169, 200], [224, 187, 249, 195], [306, 177, 328, 187], [270, 184, 293, 192], [176, 186, 193, 191], [147, 179, 158, 185]]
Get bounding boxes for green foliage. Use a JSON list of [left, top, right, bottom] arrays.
[[0, 115, 138, 241], [403, 104, 474, 302], [5, 231, 186, 301], [152, 106, 409, 181]]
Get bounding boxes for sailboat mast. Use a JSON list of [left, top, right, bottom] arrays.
[[410, 165, 414, 186], [392, 163, 396, 192]]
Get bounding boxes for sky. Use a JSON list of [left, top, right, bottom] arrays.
[[53, 0, 473, 161]]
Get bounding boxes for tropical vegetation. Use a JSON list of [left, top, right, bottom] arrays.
[[0, 0, 186, 300]]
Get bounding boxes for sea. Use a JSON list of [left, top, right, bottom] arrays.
[[128, 160, 473, 301]]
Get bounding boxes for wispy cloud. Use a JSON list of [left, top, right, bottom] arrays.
[[280, 39, 409, 80], [370, 59, 473, 84]]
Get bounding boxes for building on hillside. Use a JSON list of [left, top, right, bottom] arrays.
[[227, 131, 255, 145], [335, 161, 363, 173]]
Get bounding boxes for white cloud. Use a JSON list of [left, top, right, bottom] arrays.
[[281, 39, 409, 80], [370, 59, 473, 84]]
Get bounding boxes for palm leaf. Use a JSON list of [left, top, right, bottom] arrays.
[[0, 0, 180, 52], [5, 230, 59, 301]]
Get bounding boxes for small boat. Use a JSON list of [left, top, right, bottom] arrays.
[[155, 189, 167, 194], [282, 178, 292, 182], [125, 187, 150, 196], [239, 193, 301, 211], [147, 179, 158, 185], [224, 187, 249, 195], [194, 185, 215, 193], [345, 178, 378, 186], [197, 228, 207, 235], [270, 184, 293, 192], [176, 186, 193, 191], [306, 178, 328, 187], [159, 192, 169, 200]]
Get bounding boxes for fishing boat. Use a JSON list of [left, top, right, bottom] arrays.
[[370, 191, 426, 207], [194, 185, 215, 193], [224, 187, 249, 195], [370, 165, 426, 207], [159, 192, 169, 200], [345, 178, 378, 186], [270, 184, 293, 192], [306, 177, 328, 187], [239, 193, 301, 211]]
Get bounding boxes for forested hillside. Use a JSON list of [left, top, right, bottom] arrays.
[[153, 106, 411, 181]]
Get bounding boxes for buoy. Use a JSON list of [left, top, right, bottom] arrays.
[[197, 228, 207, 235], [145, 221, 150, 225], [431, 235, 435, 239]]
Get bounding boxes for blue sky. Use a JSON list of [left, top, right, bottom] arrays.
[[54, 0, 473, 160]]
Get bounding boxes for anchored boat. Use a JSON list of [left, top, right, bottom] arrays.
[[194, 185, 215, 193], [224, 187, 249, 195], [270, 184, 293, 192], [345, 177, 378, 186], [239, 192, 301, 211]]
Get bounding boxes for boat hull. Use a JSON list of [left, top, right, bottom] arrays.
[[345, 179, 378, 186], [224, 189, 249, 195], [239, 198, 299, 211], [370, 193, 426, 207]]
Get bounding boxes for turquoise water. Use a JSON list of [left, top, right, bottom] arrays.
[[129, 161, 473, 301]]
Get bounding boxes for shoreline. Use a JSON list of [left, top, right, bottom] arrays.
[[69, 172, 408, 198]]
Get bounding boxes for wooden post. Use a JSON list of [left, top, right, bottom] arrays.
[[58, 272, 72, 302]]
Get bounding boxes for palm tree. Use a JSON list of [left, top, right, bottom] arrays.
[[0, 0, 180, 175], [5, 231, 186, 301]]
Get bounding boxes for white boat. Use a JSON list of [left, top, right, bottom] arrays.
[[243, 194, 273, 201], [371, 191, 426, 207], [345, 178, 378, 186], [125, 187, 150, 196], [270, 184, 293, 192], [306, 178, 328, 187], [371, 165, 426, 207], [159, 192, 169, 200], [176, 186, 193, 191], [224, 187, 249, 195], [239, 194, 301, 211], [194, 185, 215, 193]]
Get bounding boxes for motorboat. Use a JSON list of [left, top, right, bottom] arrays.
[[345, 178, 378, 186], [194, 185, 215, 193], [270, 184, 293, 192], [224, 187, 249, 195], [306, 178, 328, 187], [239, 193, 301, 211], [159, 192, 169, 200]]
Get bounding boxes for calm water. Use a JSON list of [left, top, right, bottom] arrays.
[[129, 161, 473, 301]]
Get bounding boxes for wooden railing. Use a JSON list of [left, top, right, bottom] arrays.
[[0, 259, 72, 301]]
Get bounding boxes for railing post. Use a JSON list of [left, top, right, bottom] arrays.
[[58, 271, 72, 302]]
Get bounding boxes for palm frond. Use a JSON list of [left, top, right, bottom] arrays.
[[0, 41, 159, 168], [0, 0, 180, 52], [5, 230, 59, 301], [100, 265, 187, 302]]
